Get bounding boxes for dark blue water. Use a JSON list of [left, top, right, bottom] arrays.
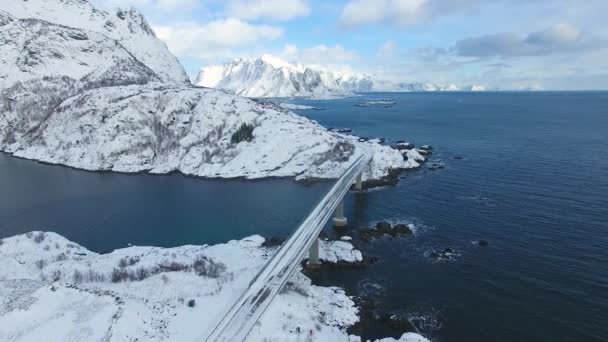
[[1, 92, 607, 341], [0, 155, 331, 253]]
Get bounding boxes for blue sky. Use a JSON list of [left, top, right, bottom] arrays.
[[92, 0, 608, 90]]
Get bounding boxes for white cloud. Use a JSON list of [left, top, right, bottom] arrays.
[[525, 23, 582, 45], [378, 40, 396, 56], [228, 0, 310, 21], [280, 44, 359, 66], [154, 19, 283, 59], [391, 0, 428, 25], [340, 0, 505, 27], [340, 0, 388, 27], [340, 0, 434, 27], [453, 23, 606, 57]]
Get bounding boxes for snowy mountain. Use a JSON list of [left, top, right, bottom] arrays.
[[3, 0, 189, 84], [197, 55, 487, 97], [0, 0, 422, 182], [373, 80, 487, 92], [195, 55, 374, 98]]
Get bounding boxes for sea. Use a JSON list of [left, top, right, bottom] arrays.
[[1, 92, 607, 342]]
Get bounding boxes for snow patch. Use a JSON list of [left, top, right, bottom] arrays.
[[319, 239, 363, 263]]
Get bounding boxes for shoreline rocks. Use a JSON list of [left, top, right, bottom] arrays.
[[359, 221, 414, 242]]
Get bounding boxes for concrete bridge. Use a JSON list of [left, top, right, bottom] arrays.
[[204, 153, 371, 341]]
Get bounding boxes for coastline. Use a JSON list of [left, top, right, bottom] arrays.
[[0, 231, 429, 342]]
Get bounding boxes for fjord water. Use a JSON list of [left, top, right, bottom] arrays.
[[1, 92, 607, 341]]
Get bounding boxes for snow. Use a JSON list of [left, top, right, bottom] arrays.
[[3, 0, 189, 84], [0, 1, 422, 183], [0, 10, 159, 87], [196, 55, 487, 96], [0, 231, 429, 341], [372, 333, 431, 342], [319, 239, 363, 263], [4, 81, 419, 181], [195, 55, 373, 98]]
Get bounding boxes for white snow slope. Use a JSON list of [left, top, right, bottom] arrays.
[[196, 54, 374, 98], [0, 231, 429, 342], [3, 0, 189, 84], [0, 1, 423, 181]]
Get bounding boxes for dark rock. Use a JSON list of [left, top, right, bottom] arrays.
[[348, 297, 416, 337], [329, 128, 352, 134], [359, 168, 401, 189], [393, 224, 412, 235], [420, 144, 433, 150], [444, 248, 454, 254], [359, 221, 414, 241], [452, 156, 463, 160], [359, 229, 374, 242], [391, 142, 414, 150], [188, 299, 195, 308], [261, 236, 285, 248], [375, 221, 392, 232], [477, 240, 489, 246]]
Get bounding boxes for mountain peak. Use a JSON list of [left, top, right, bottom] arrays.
[[196, 57, 372, 98], [4, 0, 189, 83]]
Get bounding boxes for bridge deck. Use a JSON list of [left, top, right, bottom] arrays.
[[204, 153, 371, 341]]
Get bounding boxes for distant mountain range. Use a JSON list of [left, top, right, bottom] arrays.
[[196, 55, 487, 98], [195, 55, 374, 98]]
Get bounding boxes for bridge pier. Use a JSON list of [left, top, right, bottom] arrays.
[[355, 173, 363, 191], [307, 238, 321, 268], [332, 200, 348, 227]]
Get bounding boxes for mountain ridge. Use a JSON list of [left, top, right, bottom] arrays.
[[196, 55, 487, 98], [195, 55, 374, 98]]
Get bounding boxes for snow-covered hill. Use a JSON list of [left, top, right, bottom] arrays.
[[0, 0, 422, 182], [0, 231, 429, 342], [3, 0, 189, 84], [196, 55, 373, 98], [197, 55, 487, 97], [10, 82, 423, 180]]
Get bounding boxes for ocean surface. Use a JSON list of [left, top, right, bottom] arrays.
[[1, 92, 607, 341]]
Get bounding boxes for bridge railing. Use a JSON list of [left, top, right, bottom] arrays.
[[204, 152, 371, 342]]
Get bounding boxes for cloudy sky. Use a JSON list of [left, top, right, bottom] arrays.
[[91, 0, 608, 90]]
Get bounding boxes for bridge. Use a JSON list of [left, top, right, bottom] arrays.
[[204, 153, 372, 341]]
